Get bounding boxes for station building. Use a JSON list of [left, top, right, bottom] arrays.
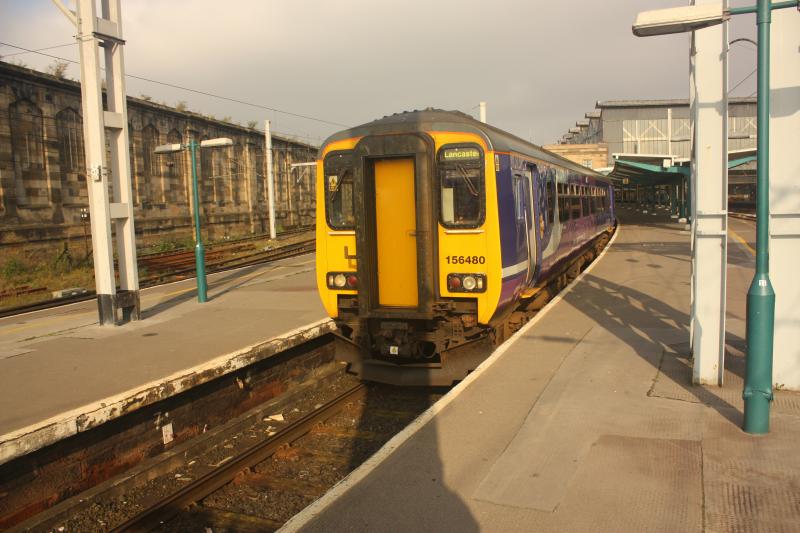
[[556, 98, 756, 161], [551, 98, 757, 205], [0, 61, 318, 250]]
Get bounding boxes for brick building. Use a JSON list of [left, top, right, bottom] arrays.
[[0, 61, 318, 250]]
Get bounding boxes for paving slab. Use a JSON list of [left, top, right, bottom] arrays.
[[288, 209, 800, 533], [0, 255, 330, 464]]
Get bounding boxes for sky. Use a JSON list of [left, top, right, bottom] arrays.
[[0, 0, 759, 147]]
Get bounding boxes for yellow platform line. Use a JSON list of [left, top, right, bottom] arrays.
[[729, 228, 756, 257]]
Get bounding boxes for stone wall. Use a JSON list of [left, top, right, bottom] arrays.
[[0, 61, 318, 250]]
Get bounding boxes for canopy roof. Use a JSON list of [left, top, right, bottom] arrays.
[[605, 148, 756, 186]]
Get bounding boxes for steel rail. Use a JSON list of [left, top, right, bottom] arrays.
[[137, 225, 314, 260], [0, 240, 315, 319], [111, 383, 367, 533], [140, 239, 315, 282]]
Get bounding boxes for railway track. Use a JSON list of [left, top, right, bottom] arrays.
[[10, 227, 617, 532], [112, 383, 369, 532], [0, 231, 315, 319], [40, 371, 442, 532]]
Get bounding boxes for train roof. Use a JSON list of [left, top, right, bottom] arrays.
[[321, 108, 610, 182]]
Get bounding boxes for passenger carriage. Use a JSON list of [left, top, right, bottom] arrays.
[[316, 109, 615, 385]]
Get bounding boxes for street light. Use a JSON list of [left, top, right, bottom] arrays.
[[633, 3, 728, 36], [633, 0, 799, 434], [155, 137, 233, 303]]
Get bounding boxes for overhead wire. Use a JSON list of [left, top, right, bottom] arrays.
[[0, 41, 78, 58], [0, 41, 350, 133]]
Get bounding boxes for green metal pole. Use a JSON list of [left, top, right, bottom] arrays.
[[743, 0, 776, 434], [683, 177, 689, 219], [686, 176, 692, 222], [189, 140, 208, 303], [670, 184, 677, 215]]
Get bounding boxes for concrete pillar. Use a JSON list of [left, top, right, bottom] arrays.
[[689, 0, 728, 385], [59, 0, 140, 324], [769, 8, 800, 390]]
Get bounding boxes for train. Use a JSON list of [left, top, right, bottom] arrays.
[[315, 109, 616, 385]]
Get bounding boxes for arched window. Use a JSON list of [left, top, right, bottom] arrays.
[[55, 107, 87, 205], [212, 146, 228, 206], [141, 124, 160, 205], [232, 143, 244, 205], [275, 150, 286, 209], [165, 129, 185, 204], [10, 99, 48, 205], [253, 144, 266, 204], [200, 134, 214, 205]]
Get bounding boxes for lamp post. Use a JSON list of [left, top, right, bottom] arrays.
[[155, 137, 233, 303], [633, 0, 799, 434]]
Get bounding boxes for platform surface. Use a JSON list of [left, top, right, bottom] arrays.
[[0, 253, 329, 463], [291, 207, 800, 533]]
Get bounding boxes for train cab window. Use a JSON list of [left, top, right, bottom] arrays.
[[438, 145, 484, 228], [324, 152, 355, 230]]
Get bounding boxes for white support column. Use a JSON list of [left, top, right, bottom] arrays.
[[265, 120, 276, 239], [57, 0, 140, 324], [689, 0, 728, 385], [479, 101, 487, 123], [769, 9, 800, 390], [101, 0, 140, 321]]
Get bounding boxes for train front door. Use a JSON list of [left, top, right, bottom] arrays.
[[373, 158, 418, 307]]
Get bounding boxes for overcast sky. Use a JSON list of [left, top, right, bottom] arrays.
[[0, 0, 759, 146]]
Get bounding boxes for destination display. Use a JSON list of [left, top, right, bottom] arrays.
[[441, 147, 481, 161]]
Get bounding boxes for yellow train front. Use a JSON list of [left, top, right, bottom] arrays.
[[316, 109, 615, 385]]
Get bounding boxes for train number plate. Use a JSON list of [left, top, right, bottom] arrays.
[[445, 255, 486, 265]]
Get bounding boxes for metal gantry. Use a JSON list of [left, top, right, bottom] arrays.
[[53, 0, 140, 324]]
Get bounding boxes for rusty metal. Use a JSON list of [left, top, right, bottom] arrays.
[[111, 383, 367, 533]]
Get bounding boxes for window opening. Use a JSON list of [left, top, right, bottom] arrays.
[[325, 151, 355, 230], [439, 145, 484, 228]]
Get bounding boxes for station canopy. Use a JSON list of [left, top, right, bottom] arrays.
[[602, 148, 756, 186]]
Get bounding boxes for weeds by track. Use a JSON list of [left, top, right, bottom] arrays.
[[0, 228, 315, 319]]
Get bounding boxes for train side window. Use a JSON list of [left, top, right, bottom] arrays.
[[546, 170, 556, 224], [581, 196, 590, 216], [570, 196, 581, 219], [558, 195, 570, 222], [513, 175, 525, 221], [324, 151, 355, 230], [439, 144, 485, 228]]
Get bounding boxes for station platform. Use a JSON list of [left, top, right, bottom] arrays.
[[0, 253, 329, 465], [287, 207, 800, 533]]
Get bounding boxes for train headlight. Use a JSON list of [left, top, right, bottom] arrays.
[[462, 276, 477, 291], [446, 273, 486, 293], [327, 272, 357, 290]]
